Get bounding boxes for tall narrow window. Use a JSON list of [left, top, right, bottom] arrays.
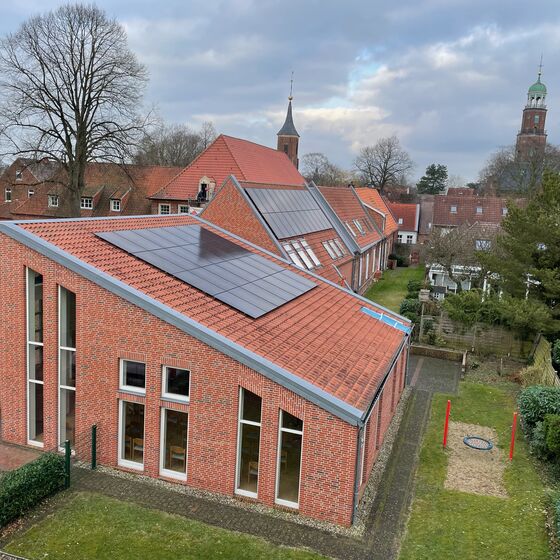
[[27, 269, 44, 445], [236, 388, 261, 497], [119, 401, 145, 469], [5, 188, 12, 202], [160, 409, 188, 480], [59, 287, 76, 447], [276, 411, 303, 507]]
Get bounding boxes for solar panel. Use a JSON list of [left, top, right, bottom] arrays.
[[245, 188, 333, 238], [96, 225, 316, 318]]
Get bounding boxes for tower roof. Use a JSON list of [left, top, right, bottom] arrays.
[[529, 69, 547, 94], [277, 99, 299, 138]]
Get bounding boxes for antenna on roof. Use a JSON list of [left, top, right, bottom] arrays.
[[538, 54, 543, 80], [289, 71, 294, 101]]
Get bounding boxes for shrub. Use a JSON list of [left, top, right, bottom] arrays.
[[400, 298, 421, 322], [529, 420, 550, 459], [553, 340, 560, 370], [544, 414, 560, 457], [519, 365, 547, 387], [517, 386, 560, 436], [406, 280, 423, 298], [556, 496, 560, 541], [0, 452, 65, 527]]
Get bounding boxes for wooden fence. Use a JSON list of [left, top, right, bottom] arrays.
[[527, 336, 560, 387]]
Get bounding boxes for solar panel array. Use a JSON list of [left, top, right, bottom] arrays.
[[96, 225, 316, 319], [245, 188, 332, 239]]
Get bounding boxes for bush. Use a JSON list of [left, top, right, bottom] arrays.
[[517, 386, 560, 436], [553, 340, 560, 370], [544, 414, 560, 457], [406, 279, 423, 298], [556, 496, 560, 541], [519, 365, 547, 387], [400, 298, 421, 322], [529, 420, 550, 459], [0, 452, 65, 527]]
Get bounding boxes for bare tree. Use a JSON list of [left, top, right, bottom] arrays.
[[479, 144, 560, 195], [301, 152, 349, 186], [353, 136, 414, 193], [134, 121, 217, 167], [0, 4, 148, 216]]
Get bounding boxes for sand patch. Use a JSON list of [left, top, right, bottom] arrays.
[[444, 421, 507, 498]]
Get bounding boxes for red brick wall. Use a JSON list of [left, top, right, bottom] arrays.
[[201, 180, 281, 256], [0, 234, 361, 526]]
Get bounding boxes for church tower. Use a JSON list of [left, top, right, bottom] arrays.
[[277, 93, 300, 169], [515, 66, 547, 162]]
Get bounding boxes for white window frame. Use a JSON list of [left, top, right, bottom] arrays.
[[365, 252, 370, 278], [5, 188, 12, 202], [80, 197, 93, 209], [158, 203, 171, 215], [15, 169, 23, 181], [333, 239, 346, 256], [406, 234, 414, 244], [118, 400, 145, 471], [371, 247, 376, 273], [353, 219, 365, 234], [476, 207, 483, 215], [397, 234, 403, 243], [300, 240, 321, 267], [346, 221, 357, 237], [398, 218, 403, 225], [450, 205, 457, 214], [275, 410, 304, 509], [235, 387, 262, 499], [360, 423, 367, 485], [58, 286, 76, 450], [291, 240, 314, 269], [161, 365, 190, 403], [178, 205, 189, 214], [159, 407, 188, 481], [26, 268, 44, 448], [110, 199, 121, 212], [322, 241, 336, 259], [359, 254, 363, 285], [48, 195, 59, 208], [119, 359, 146, 395], [328, 240, 341, 258], [28, 189, 34, 198], [282, 242, 304, 268], [502, 207, 508, 216]]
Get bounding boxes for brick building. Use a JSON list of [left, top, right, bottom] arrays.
[[387, 202, 420, 245], [0, 159, 181, 220], [0, 214, 410, 527]]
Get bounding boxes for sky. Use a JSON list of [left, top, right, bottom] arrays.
[[2, 0, 560, 183]]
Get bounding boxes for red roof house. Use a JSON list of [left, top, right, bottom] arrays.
[[433, 195, 510, 229], [387, 202, 420, 244], [0, 214, 410, 527]]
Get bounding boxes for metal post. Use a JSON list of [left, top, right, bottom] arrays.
[[509, 412, 518, 461], [443, 400, 451, 448], [91, 424, 97, 470], [64, 440, 71, 489]]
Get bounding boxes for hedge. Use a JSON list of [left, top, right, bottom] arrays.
[[517, 386, 560, 436], [0, 452, 65, 527]]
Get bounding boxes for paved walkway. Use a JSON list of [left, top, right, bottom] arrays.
[[1, 356, 461, 560], [0, 443, 41, 472]]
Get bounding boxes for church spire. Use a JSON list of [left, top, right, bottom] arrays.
[[277, 74, 300, 168]]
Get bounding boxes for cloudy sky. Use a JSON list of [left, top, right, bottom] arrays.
[[2, 1, 560, 182]]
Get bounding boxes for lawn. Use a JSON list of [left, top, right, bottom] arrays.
[[399, 381, 551, 560], [365, 266, 425, 313], [5, 492, 325, 560]]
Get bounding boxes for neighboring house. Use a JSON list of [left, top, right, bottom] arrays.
[[0, 214, 411, 527], [149, 134, 305, 214], [387, 202, 420, 244], [432, 194, 509, 232], [417, 195, 434, 244], [0, 158, 182, 220], [355, 187, 399, 269]]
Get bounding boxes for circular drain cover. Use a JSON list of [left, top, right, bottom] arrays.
[[463, 436, 493, 451]]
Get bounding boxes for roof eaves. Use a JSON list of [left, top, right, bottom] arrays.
[[0, 220, 363, 426], [307, 182, 360, 254]]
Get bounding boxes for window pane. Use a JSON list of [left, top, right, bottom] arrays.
[[282, 411, 303, 431], [122, 402, 144, 464], [59, 388, 75, 447], [60, 349, 76, 387], [123, 361, 145, 389], [60, 288, 76, 348], [242, 390, 261, 423], [277, 430, 302, 504], [28, 344, 43, 381], [238, 423, 260, 493], [163, 410, 188, 473], [29, 382, 44, 443], [165, 367, 189, 398], [28, 271, 43, 343]]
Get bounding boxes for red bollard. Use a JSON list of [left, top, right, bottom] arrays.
[[509, 411, 518, 461], [443, 400, 451, 448]]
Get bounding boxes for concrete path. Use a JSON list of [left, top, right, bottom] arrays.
[[1, 356, 461, 560]]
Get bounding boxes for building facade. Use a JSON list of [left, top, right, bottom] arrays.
[[0, 214, 410, 527]]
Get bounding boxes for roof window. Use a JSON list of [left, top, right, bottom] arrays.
[[450, 205, 457, 214]]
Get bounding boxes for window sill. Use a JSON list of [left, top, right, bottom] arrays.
[[275, 498, 299, 510], [27, 440, 44, 448], [161, 395, 190, 405], [235, 488, 258, 499], [160, 469, 187, 482], [118, 458, 144, 471], [119, 387, 146, 397]]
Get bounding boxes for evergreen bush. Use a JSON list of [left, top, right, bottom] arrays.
[[517, 386, 560, 437]]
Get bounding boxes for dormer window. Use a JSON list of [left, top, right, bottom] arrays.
[[346, 221, 357, 237], [28, 189, 34, 198], [48, 194, 59, 208], [110, 199, 121, 212], [5, 188, 12, 202], [353, 219, 365, 234], [476, 207, 483, 215], [450, 205, 457, 214], [15, 170, 22, 181], [80, 197, 93, 209]]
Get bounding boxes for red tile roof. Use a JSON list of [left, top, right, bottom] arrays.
[[387, 202, 419, 232], [355, 188, 398, 236], [318, 186, 382, 249], [151, 135, 305, 201], [433, 195, 508, 227], [14, 215, 407, 412]]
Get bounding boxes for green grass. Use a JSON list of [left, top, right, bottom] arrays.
[[5, 492, 325, 560], [365, 266, 425, 313], [399, 381, 551, 560]]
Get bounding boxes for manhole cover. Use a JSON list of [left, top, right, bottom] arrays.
[[463, 436, 493, 451]]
